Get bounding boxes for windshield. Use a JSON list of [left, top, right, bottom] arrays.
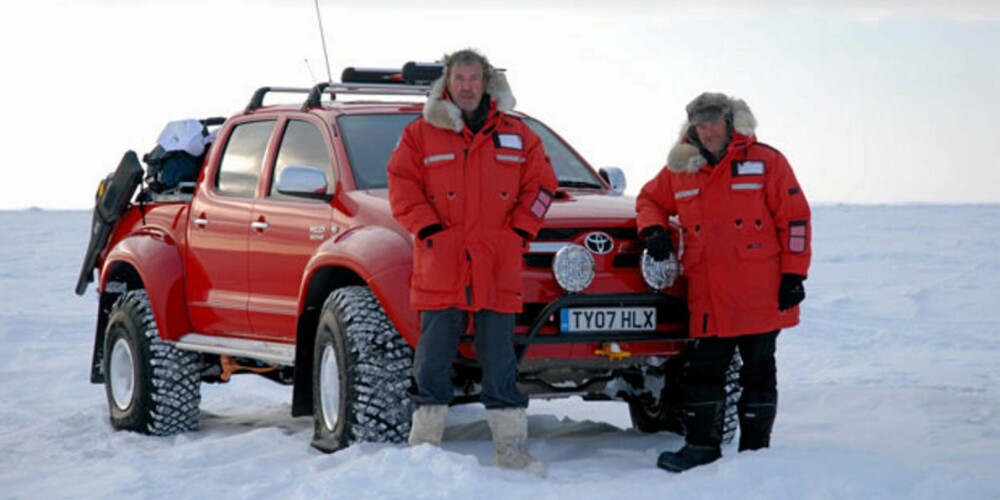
[[338, 113, 604, 190], [522, 117, 604, 188]]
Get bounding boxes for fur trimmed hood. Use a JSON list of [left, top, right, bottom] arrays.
[[423, 70, 516, 132], [666, 95, 757, 174]]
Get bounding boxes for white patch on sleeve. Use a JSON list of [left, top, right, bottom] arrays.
[[736, 161, 765, 176], [497, 133, 523, 150]]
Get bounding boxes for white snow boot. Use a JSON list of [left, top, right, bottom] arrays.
[[486, 408, 547, 477], [408, 404, 448, 446]]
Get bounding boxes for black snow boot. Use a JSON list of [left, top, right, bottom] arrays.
[[738, 403, 776, 452], [657, 444, 722, 472], [657, 401, 723, 473]]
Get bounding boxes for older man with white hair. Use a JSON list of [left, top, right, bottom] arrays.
[[388, 48, 557, 476]]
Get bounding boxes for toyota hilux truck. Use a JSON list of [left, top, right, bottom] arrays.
[[75, 62, 737, 452]]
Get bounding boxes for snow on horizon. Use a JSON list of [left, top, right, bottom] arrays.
[[1, 205, 998, 499]]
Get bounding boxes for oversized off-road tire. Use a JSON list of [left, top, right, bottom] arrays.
[[719, 352, 742, 445], [628, 351, 741, 445], [311, 286, 414, 453], [103, 289, 202, 435], [627, 356, 685, 435]]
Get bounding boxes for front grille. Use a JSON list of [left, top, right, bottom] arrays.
[[613, 253, 641, 268], [526, 252, 640, 269], [535, 228, 580, 241], [535, 227, 639, 241], [524, 254, 555, 268], [527, 227, 641, 268]]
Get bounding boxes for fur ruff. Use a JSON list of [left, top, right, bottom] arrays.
[[423, 71, 515, 132], [666, 96, 757, 173]]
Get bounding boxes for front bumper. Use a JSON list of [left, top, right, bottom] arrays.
[[457, 292, 689, 361]]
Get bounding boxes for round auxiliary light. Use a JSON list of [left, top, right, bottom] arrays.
[[552, 244, 596, 293], [641, 250, 680, 291]]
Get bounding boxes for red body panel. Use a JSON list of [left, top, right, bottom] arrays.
[[249, 198, 335, 340], [186, 188, 254, 336], [99, 203, 192, 342]]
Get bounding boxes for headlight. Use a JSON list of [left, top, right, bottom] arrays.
[[552, 244, 595, 292], [641, 250, 680, 290]]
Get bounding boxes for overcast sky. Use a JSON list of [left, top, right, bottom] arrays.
[[2, 0, 998, 209]]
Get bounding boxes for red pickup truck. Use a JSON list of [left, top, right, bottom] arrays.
[[76, 63, 737, 452]]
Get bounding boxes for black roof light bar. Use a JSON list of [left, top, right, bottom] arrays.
[[340, 67, 403, 84], [401, 62, 444, 83], [342, 62, 444, 85], [245, 61, 447, 113]]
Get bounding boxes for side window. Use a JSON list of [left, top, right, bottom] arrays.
[[269, 120, 333, 200], [338, 114, 419, 189], [216, 120, 276, 198]]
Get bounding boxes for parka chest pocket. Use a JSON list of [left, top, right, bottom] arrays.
[[423, 152, 458, 179], [493, 153, 524, 195], [729, 179, 767, 218], [729, 181, 777, 260], [673, 187, 703, 223], [423, 152, 461, 224], [673, 188, 704, 270]]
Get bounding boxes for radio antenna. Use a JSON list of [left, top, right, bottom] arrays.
[[313, 0, 333, 82], [304, 58, 318, 83]]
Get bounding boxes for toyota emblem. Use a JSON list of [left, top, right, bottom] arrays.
[[584, 232, 614, 255]]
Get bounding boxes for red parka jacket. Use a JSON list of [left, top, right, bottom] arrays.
[[636, 98, 811, 338], [388, 73, 558, 313]]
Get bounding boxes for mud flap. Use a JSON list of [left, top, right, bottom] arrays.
[[75, 151, 144, 296]]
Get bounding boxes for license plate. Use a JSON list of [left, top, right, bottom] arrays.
[[560, 307, 657, 332]]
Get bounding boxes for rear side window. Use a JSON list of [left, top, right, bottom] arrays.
[[338, 113, 419, 189], [270, 120, 334, 199], [216, 120, 276, 198]]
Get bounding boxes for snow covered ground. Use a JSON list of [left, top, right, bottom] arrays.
[[1, 205, 998, 499]]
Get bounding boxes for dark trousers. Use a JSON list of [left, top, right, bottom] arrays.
[[682, 331, 779, 446], [412, 308, 528, 409]]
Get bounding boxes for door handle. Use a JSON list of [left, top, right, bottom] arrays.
[[194, 217, 209, 228], [251, 221, 269, 231]]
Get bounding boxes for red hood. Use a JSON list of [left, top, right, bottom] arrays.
[[362, 188, 637, 229], [543, 190, 637, 224]]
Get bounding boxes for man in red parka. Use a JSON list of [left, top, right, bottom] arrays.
[[387, 49, 557, 476], [636, 92, 811, 472]]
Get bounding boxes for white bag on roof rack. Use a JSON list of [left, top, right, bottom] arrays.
[[155, 119, 212, 157]]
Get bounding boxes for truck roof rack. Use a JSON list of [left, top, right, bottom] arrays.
[[299, 82, 432, 111], [245, 61, 446, 114]]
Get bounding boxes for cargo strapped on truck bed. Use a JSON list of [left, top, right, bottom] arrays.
[[245, 61, 445, 113]]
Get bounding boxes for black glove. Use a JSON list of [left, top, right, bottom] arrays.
[[641, 226, 673, 261], [417, 223, 444, 241], [778, 273, 806, 311]]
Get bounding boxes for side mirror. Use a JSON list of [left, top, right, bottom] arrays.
[[276, 165, 329, 200], [599, 167, 627, 196]]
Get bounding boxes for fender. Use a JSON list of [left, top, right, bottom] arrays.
[[299, 225, 419, 344], [101, 229, 192, 342]]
